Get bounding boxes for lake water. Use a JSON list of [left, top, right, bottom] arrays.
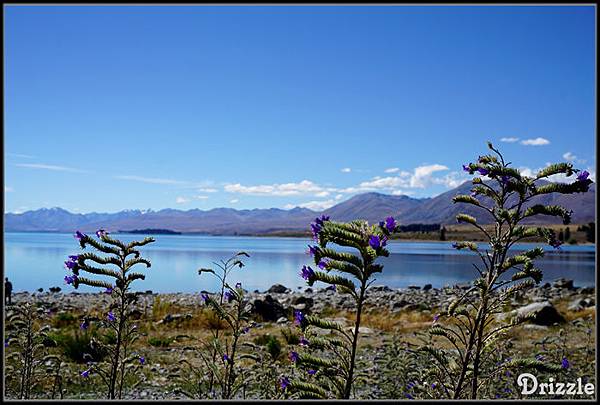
[[3, 232, 596, 293]]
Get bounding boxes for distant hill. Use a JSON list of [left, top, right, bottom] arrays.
[[4, 182, 595, 234]]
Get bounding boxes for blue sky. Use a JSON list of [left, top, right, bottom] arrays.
[[4, 5, 596, 213]]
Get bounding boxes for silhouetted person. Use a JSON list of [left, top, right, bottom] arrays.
[[5, 278, 13, 305]]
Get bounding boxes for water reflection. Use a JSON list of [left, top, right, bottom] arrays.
[[4, 232, 596, 293]]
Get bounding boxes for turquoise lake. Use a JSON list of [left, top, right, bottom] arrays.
[[3, 232, 596, 293]]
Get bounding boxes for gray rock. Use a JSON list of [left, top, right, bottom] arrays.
[[553, 278, 574, 290], [408, 285, 421, 290], [267, 284, 289, 294], [276, 316, 289, 324], [423, 284, 433, 291], [251, 295, 288, 321], [514, 301, 566, 326]]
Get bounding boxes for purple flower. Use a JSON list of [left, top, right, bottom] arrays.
[[235, 282, 242, 289], [80, 319, 89, 330], [289, 351, 299, 362], [300, 265, 315, 281], [64, 260, 77, 270], [64, 275, 77, 285], [139, 356, 145, 365], [385, 216, 396, 233], [577, 170, 590, 182], [104, 287, 113, 295], [431, 383, 436, 389], [68, 255, 79, 262], [463, 164, 471, 172], [242, 326, 250, 334], [381, 235, 388, 247], [476, 167, 489, 176], [4, 339, 9, 347], [561, 357, 569, 369], [433, 313, 440, 323], [500, 175, 510, 185], [224, 291, 234, 303], [405, 393, 414, 399], [326, 285, 337, 292], [535, 354, 544, 361], [95, 229, 108, 238], [315, 215, 329, 226], [317, 259, 330, 269], [369, 235, 382, 249], [294, 310, 305, 326], [107, 312, 115, 322], [310, 223, 321, 242], [201, 293, 210, 303], [279, 376, 290, 390], [470, 191, 478, 197], [74, 231, 86, 241], [223, 354, 230, 363], [81, 368, 91, 378], [299, 336, 310, 347], [308, 369, 316, 375], [306, 245, 318, 256]]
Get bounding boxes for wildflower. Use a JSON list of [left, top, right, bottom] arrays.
[[224, 291, 234, 303], [577, 170, 590, 182], [64, 260, 77, 270], [294, 310, 305, 326], [405, 393, 414, 399], [505, 370, 511, 377], [476, 167, 489, 176], [385, 216, 396, 232], [4, 339, 8, 347], [139, 356, 145, 365], [470, 190, 478, 197], [242, 326, 250, 334], [369, 235, 382, 250], [561, 357, 570, 369], [433, 313, 440, 324], [299, 336, 309, 346], [104, 287, 113, 295], [326, 285, 337, 292], [381, 235, 388, 247], [500, 175, 510, 185], [201, 293, 210, 303], [315, 215, 329, 226], [68, 255, 79, 262], [74, 231, 86, 240], [463, 164, 471, 172], [310, 223, 321, 242], [308, 369, 316, 375], [96, 229, 108, 238], [407, 381, 416, 389], [504, 388, 512, 393], [535, 354, 544, 361], [431, 383, 436, 389], [300, 265, 315, 281], [279, 376, 290, 390], [107, 312, 115, 322], [64, 275, 76, 285], [81, 368, 91, 378], [223, 354, 231, 363], [317, 259, 329, 269], [307, 245, 318, 256], [80, 319, 89, 330], [289, 351, 299, 362]]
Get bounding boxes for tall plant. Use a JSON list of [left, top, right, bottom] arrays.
[[65, 229, 155, 399], [179, 252, 254, 399], [285, 215, 400, 399], [419, 142, 593, 399], [4, 302, 61, 399]]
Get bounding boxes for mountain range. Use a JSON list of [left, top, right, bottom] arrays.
[[4, 181, 595, 235]]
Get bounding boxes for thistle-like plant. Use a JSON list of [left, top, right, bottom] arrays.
[[179, 252, 254, 399], [286, 215, 400, 399], [418, 142, 593, 399], [4, 302, 61, 399], [65, 229, 155, 399]]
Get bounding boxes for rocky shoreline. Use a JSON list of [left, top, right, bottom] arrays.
[[9, 278, 595, 328]]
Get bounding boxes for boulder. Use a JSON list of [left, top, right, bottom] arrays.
[[252, 295, 288, 322], [423, 284, 433, 291], [514, 301, 565, 326], [567, 298, 594, 312], [369, 285, 392, 292], [553, 278, 574, 290], [267, 284, 289, 294]]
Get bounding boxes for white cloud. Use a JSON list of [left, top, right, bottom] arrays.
[[5, 186, 14, 192], [341, 168, 352, 173], [7, 153, 35, 159], [520, 137, 550, 146], [390, 189, 415, 196], [197, 187, 218, 193], [562, 152, 586, 164], [116, 175, 188, 185], [500, 137, 520, 143], [224, 180, 325, 196], [410, 164, 449, 188], [285, 199, 336, 211], [518, 164, 596, 184], [384, 167, 400, 173], [195, 195, 209, 200], [315, 191, 330, 197], [230, 199, 239, 204], [335, 194, 343, 200], [16, 163, 87, 173], [176, 197, 190, 204]]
